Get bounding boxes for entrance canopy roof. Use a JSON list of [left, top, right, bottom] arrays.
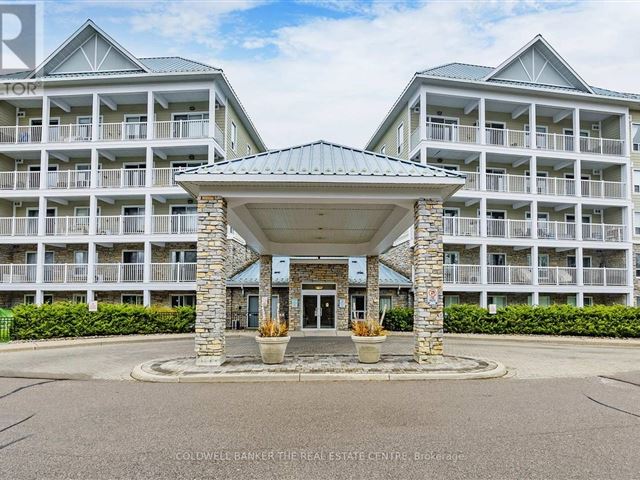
[[177, 140, 464, 256]]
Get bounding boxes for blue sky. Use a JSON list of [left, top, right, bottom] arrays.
[[38, 1, 640, 148]]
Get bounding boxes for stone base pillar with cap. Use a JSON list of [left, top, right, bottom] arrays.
[[412, 198, 444, 363], [195, 195, 227, 366], [366, 256, 379, 321], [259, 254, 272, 323]]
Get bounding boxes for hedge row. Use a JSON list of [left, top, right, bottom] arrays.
[[9, 303, 195, 340], [383, 304, 640, 338]]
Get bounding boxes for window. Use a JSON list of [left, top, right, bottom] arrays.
[[444, 295, 459, 307], [584, 296, 593, 306], [122, 294, 144, 305], [487, 295, 506, 307], [380, 145, 386, 155], [527, 295, 550, 306], [380, 296, 392, 314], [634, 170, 640, 194], [632, 123, 640, 152], [636, 296, 640, 307], [635, 213, 640, 236], [247, 145, 252, 155], [230, 121, 237, 151], [567, 295, 577, 307], [636, 254, 640, 277], [171, 295, 196, 307], [351, 295, 365, 321], [73, 293, 87, 304], [24, 294, 53, 304], [396, 122, 404, 154]]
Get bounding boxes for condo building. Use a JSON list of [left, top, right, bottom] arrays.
[[366, 35, 640, 308], [0, 20, 266, 308]]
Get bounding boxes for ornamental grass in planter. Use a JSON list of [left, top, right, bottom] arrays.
[[351, 317, 387, 364], [255, 315, 290, 364]]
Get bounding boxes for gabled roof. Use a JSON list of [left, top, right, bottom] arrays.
[[227, 257, 412, 287], [483, 35, 593, 93], [179, 140, 464, 179], [30, 19, 149, 78]]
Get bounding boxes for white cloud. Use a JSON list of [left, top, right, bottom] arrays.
[[208, 1, 640, 148]]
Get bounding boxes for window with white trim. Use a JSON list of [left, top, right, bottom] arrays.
[[396, 123, 404, 154], [444, 295, 459, 307], [171, 295, 196, 307], [632, 123, 640, 152], [122, 294, 144, 305], [635, 254, 640, 277], [230, 121, 237, 151], [380, 296, 392, 315], [584, 296, 593, 306], [634, 212, 640, 236], [634, 169, 640, 193], [73, 293, 87, 304]]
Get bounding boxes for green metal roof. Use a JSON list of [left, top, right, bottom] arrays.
[[179, 140, 464, 178], [419, 62, 640, 101], [228, 257, 411, 287]]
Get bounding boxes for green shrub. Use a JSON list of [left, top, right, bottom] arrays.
[[383, 307, 414, 331], [444, 304, 640, 338], [10, 302, 195, 340]]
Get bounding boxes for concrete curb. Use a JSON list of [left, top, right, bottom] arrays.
[[446, 333, 640, 347], [130, 357, 508, 383]]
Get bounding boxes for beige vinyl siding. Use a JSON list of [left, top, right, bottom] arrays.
[[629, 111, 640, 239], [0, 200, 12, 217], [600, 116, 620, 140], [0, 101, 15, 127], [226, 104, 258, 160], [373, 108, 409, 158]]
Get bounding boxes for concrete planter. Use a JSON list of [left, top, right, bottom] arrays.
[[256, 336, 291, 364], [351, 335, 387, 363]]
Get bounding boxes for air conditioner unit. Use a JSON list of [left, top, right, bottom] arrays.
[[592, 123, 600, 131], [593, 209, 603, 215], [16, 110, 25, 118], [592, 169, 602, 176], [13, 201, 22, 207]]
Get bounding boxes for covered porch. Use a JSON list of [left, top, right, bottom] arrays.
[[176, 141, 464, 365]]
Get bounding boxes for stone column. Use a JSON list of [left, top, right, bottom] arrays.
[[259, 254, 272, 323], [366, 256, 379, 321], [195, 195, 227, 366], [413, 198, 444, 363]]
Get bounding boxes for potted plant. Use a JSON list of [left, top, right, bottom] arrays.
[[351, 314, 387, 364], [255, 310, 290, 364]]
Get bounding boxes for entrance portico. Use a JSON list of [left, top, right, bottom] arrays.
[[176, 141, 464, 365]]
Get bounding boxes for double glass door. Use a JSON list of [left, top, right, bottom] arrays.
[[302, 286, 336, 329]]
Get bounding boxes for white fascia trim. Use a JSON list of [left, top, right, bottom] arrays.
[[176, 173, 465, 185]]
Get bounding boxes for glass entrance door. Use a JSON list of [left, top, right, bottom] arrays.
[[301, 287, 336, 329]]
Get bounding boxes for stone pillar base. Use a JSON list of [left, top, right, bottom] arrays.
[[413, 326, 444, 364], [195, 354, 226, 366]]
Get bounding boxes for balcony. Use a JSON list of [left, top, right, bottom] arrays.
[[0, 125, 43, 144], [582, 223, 625, 242], [43, 264, 88, 283], [45, 216, 90, 236], [486, 219, 532, 239], [96, 168, 146, 188], [0, 171, 40, 190], [0, 217, 37, 237], [537, 221, 576, 240], [444, 265, 628, 286], [46, 170, 91, 189], [150, 263, 196, 282], [95, 214, 197, 236], [94, 263, 144, 283], [443, 217, 480, 237], [151, 214, 197, 234], [0, 264, 36, 283]]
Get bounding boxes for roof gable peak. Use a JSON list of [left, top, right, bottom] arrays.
[[30, 19, 148, 78], [484, 35, 593, 93]]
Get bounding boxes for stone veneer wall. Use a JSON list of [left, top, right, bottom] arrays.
[[288, 263, 349, 331], [380, 241, 412, 278], [366, 256, 379, 321], [227, 240, 259, 277], [195, 195, 227, 365], [259, 255, 272, 323], [413, 198, 444, 362]]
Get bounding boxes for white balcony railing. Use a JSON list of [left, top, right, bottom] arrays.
[[99, 122, 148, 141], [43, 264, 88, 283], [46, 170, 92, 189], [0, 125, 43, 144], [96, 168, 146, 188], [534, 177, 576, 196], [0, 217, 37, 236], [154, 120, 210, 140], [461, 171, 480, 190], [535, 133, 574, 152], [580, 137, 624, 156], [583, 268, 627, 286], [486, 219, 532, 238], [443, 264, 481, 284], [0, 264, 37, 283], [150, 263, 196, 282], [581, 180, 626, 199], [488, 266, 533, 285], [426, 123, 479, 144], [538, 267, 577, 285], [443, 217, 480, 237], [48, 124, 93, 143], [94, 263, 144, 283], [152, 167, 182, 187], [151, 214, 198, 235], [97, 215, 145, 235], [485, 128, 529, 148], [582, 223, 625, 242], [536, 221, 576, 240], [0, 171, 40, 190], [485, 173, 529, 194], [45, 216, 90, 236]]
